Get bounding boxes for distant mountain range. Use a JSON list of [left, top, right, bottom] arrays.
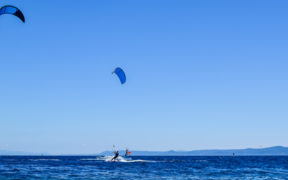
[[0, 149, 37, 156], [100, 146, 288, 156], [0, 150, 48, 156], [1, 146, 288, 156]]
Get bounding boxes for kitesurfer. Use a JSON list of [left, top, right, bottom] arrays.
[[111, 151, 119, 161], [125, 148, 131, 157]]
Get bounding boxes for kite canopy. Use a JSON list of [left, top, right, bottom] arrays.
[[0, 5, 25, 23], [113, 67, 126, 84]]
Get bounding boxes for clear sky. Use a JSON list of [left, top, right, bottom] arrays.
[[0, 0, 288, 154]]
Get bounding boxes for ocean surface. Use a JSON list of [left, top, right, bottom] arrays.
[[0, 156, 288, 179]]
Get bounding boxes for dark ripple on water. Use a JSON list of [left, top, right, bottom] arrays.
[[0, 156, 288, 179]]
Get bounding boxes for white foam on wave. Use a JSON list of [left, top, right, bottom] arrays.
[[29, 159, 60, 161], [252, 168, 288, 175]]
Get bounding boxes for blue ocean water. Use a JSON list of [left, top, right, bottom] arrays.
[[0, 156, 288, 179]]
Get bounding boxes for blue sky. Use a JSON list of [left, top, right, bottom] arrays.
[[0, 0, 287, 154]]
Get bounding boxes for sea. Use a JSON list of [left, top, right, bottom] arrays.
[[0, 156, 288, 179]]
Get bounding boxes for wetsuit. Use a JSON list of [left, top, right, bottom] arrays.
[[111, 151, 119, 161]]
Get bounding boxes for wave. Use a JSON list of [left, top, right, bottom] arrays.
[[29, 159, 60, 162]]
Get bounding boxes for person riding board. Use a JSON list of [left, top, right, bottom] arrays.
[[125, 148, 131, 157], [111, 151, 119, 161]]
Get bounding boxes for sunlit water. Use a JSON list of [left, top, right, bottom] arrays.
[[0, 156, 288, 179]]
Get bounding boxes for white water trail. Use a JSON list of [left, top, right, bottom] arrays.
[[81, 156, 157, 163]]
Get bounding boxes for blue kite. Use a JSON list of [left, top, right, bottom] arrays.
[[113, 67, 126, 84], [0, 5, 25, 23]]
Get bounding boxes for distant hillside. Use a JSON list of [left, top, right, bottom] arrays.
[[2, 146, 288, 156], [0, 150, 46, 156], [100, 146, 288, 156]]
